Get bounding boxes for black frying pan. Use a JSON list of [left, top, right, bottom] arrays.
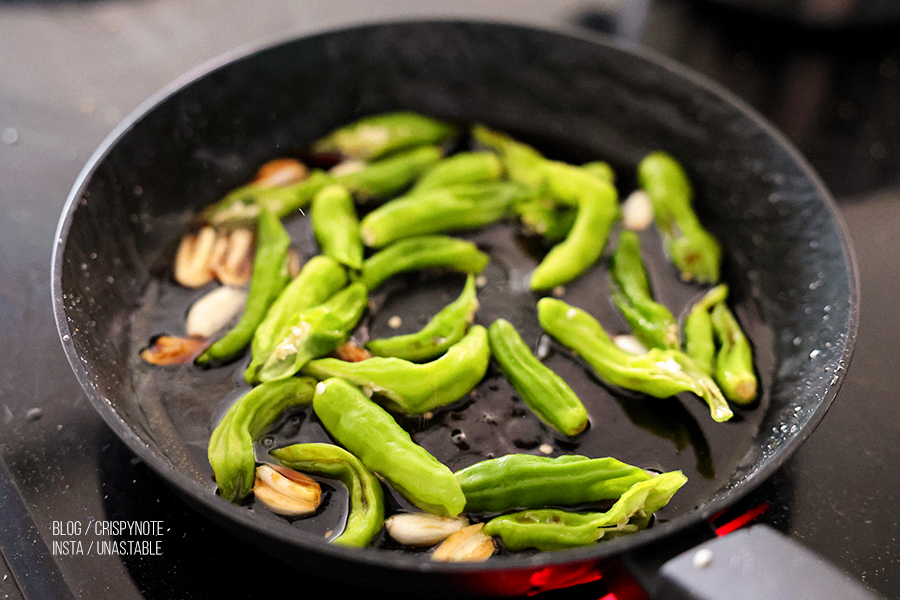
[[51, 20, 863, 599]]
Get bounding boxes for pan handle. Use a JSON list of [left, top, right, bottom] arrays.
[[620, 523, 885, 600]]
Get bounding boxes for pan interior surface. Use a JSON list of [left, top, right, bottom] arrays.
[[52, 20, 857, 590]]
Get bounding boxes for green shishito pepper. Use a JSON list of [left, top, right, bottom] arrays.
[[537, 298, 733, 423], [487, 318, 588, 437], [609, 230, 680, 351], [303, 325, 490, 415], [711, 301, 758, 405], [256, 282, 369, 383], [483, 470, 687, 552], [637, 151, 722, 284], [359, 235, 490, 291], [208, 377, 318, 503], [365, 274, 479, 362], [513, 196, 577, 242], [244, 255, 349, 384], [528, 161, 620, 291], [311, 183, 364, 270], [358, 181, 525, 248], [202, 169, 333, 226], [312, 377, 466, 517], [454, 453, 654, 513], [334, 145, 444, 203], [196, 209, 291, 365], [310, 111, 459, 161], [470, 124, 547, 192], [683, 283, 730, 376], [271, 443, 384, 548], [409, 150, 504, 194]]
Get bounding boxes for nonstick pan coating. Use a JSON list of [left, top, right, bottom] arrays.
[[52, 20, 858, 597]]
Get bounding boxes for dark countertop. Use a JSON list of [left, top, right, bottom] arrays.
[[1, 1, 898, 598]]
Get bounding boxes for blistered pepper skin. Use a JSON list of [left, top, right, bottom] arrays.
[[360, 235, 489, 291], [683, 283, 730, 375], [312, 377, 466, 517], [711, 301, 758, 405], [303, 325, 490, 415], [537, 298, 733, 423], [256, 282, 369, 383], [203, 170, 333, 225], [483, 470, 688, 551], [311, 183, 364, 270], [310, 111, 459, 161], [637, 151, 722, 284], [208, 377, 318, 503], [366, 274, 479, 362], [358, 181, 523, 248], [609, 230, 680, 351], [196, 209, 291, 365], [454, 453, 653, 513], [487, 318, 588, 437], [271, 442, 385, 548], [334, 145, 444, 203]]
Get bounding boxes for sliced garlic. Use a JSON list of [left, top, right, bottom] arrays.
[[184, 286, 248, 338], [210, 228, 254, 286], [621, 189, 654, 231], [253, 158, 308, 188], [332, 341, 372, 363], [431, 523, 495, 562], [173, 226, 217, 288], [140, 335, 210, 365], [253, 464, 322, 517], [385, 513, 469, 547]]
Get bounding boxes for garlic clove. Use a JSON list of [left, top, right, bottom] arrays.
[[140, 335, 210, 365], [253, 158, 308, 188], [431, 523, 495, 562], [385, 513, 469, 547], [210, 228, 254, 286], [253, 464, 322, 518], [174, 226, 217, 288], [621, 189, 654, 231], [185, 286, 248, 338], [332, 341, 372, 363]]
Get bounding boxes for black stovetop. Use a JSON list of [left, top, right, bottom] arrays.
[[1, 1, 898, 598]]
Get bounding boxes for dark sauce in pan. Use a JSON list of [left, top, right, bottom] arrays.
[[128, 135, 772, 554]]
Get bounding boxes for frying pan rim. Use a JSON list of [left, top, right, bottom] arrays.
[[50, 17, 861, 578]]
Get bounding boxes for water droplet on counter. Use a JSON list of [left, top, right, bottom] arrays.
[[2, 128, 18, 145], [25, 408, 43, 421]]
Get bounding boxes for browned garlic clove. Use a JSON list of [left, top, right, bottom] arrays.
[[173, 226, 218, 288], [253, 158, 308, 188], [621, 189, 654, 231], [430, 523, 496, 562], [332, 341, 372, 363], [184, 286, 248, 338], [140, 335, 210, 365], [385, 513, 469, 547], [210, 228, 254, 286], [253, 464, 322, 517]]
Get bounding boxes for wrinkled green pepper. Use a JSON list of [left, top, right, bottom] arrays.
[[271, 442, 384, 547], [538, 298, 733, 422], [360, 235, 490, 291], [256, 282, 369, 383], [637, 151, 722, 284], [311, 183, 364, 270], [470, 124, 547, 192], [358, 181, 524, 248], [711, 301, 758, 405], [487, 318, 588, 437], [683, 283, 730, 375], [454, 453, 654, 513], [196, 209, 291, 365], [513, 196, 577, 241], [303, 325, 490, 415], [208, 377, 318, 502], [244, 255, 348, 383], [410, 150, 504, 193], [311, 111, 459, 161], [609, 230, 680, 350], [529, 161, 620, 291], [202, 170, 333, 225], [312, 377, 466, 516], [334, 145, 444, 203], [483, 470, 687, 551], [366, 274, 479, 362]]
